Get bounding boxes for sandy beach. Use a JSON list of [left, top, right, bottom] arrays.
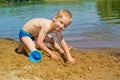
[[0, 38, 120, 80]]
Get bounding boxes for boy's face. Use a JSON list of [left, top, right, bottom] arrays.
[[54, 16, 71, 32]]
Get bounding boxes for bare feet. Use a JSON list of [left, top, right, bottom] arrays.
[[68, 45, 73, 50], [58, 49, 64, 54], [15, 48, 25, 53], [58, 45, 73, 54]]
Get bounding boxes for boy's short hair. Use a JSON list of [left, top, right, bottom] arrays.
[[56, 9, 72, 23]]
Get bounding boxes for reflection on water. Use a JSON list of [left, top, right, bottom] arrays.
[[0, 0, 120, 48], [97, 0, 120, 24]]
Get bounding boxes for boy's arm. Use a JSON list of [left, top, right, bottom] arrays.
[[56, 31, 75, 64], [37, 31, 58, 60]]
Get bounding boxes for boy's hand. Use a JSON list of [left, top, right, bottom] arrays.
[[50, 54, 59, 60], [68, 57, 76, 64]]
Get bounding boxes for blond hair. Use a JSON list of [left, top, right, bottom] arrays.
[[56, 9, 72, 23]]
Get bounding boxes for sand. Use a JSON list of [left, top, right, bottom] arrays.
[[0, 38, 120, 80]]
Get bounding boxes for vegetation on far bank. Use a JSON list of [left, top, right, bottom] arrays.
[[0, 0, 76, 3]]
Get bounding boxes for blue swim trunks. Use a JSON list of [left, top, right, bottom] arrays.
[[19, 29, 35, 40]]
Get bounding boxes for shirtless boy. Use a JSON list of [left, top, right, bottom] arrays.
[[17, 9, 75, 64]]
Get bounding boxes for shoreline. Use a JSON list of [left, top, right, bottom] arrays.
[[67, 40, 120, 49], [8, 37, 120, 49], [0, 38, 120, 80]]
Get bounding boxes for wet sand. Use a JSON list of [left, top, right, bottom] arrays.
[[0, 38, 120, 80]]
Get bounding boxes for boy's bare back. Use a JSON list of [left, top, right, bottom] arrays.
[[22, 18, 53, 39]]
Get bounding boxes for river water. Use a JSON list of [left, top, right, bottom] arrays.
[[0, 0, 120, 48]]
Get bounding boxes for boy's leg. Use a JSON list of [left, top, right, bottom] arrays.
[[20, 36, 36, 56], [45, 35, 64, 54]]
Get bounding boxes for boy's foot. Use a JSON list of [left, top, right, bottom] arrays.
[[15, 48, 28, 57], [58, 45, 73, 54], [58, 49, 64, 54], [68, 45, 73, 50], [15, 48, 24, 54]]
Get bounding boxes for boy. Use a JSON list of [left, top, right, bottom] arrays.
[[17, 9, 75, 64]]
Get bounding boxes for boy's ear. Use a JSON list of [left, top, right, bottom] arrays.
[[53, 16, 58, 21]]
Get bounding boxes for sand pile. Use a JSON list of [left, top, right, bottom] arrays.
[[0, 38, 119, 80]]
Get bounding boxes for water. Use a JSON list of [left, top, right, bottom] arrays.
[[0, 0, 120, 48]]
